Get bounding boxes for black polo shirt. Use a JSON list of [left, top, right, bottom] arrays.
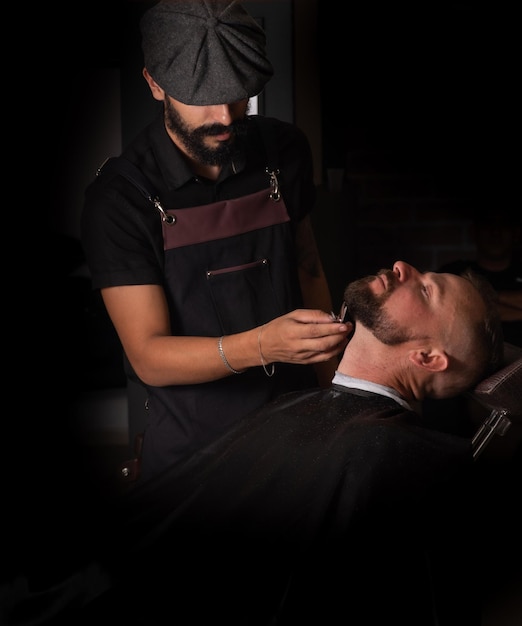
[[82, 113, 316, 290]]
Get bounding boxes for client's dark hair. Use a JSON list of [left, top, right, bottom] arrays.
[[461, 269, 504, 381]]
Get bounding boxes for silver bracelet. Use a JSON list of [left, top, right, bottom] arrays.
[[217, 336, 243, 374], [258, 325, 275, 377]]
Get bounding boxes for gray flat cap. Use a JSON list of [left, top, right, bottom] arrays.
[[140, 0, 274, 105]]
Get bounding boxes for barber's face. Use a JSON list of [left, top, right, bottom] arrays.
[[164, 96, 250, 166], [344, 260, 484, 346]]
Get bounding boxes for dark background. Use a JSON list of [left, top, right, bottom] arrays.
[[317, 1, 520, 193]]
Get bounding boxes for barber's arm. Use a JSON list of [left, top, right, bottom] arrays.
[[101, 283, 349, 387]]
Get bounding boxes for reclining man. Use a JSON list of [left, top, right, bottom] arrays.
[[3, 260, 504, 626], [90, 260, 503, 626]]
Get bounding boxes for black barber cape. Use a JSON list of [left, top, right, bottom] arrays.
[[94, 385, 478, 626]]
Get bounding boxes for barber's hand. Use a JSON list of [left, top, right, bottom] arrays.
[[259, 309, 352, 365]]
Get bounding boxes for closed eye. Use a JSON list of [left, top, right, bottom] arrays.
[[424, 273, 443, 302]]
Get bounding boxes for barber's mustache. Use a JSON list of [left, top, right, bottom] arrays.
[[200, 119, 247, 137], [203, 124, 233, 136]]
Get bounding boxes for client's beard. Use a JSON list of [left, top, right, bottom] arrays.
[[343, 270, 413, 345]]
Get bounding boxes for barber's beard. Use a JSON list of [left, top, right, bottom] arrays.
[[343, 270, 413, 345], [164, 98, 249, 167]]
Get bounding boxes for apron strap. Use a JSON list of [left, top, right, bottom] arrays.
[[96, 156, 173, 223]]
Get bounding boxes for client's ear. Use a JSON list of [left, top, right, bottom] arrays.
[[409, 348, 449, 372]]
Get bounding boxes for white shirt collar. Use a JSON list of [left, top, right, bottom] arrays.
[[332, 371, 413, 411]]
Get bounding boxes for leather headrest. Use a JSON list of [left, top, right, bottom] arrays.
[[469, 343, 522, 419]]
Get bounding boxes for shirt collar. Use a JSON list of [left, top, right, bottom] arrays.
[[332, 371, 413, 411]]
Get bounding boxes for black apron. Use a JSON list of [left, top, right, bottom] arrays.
[[100, 123, 317, 478]]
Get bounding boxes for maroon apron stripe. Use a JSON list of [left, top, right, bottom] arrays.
[[162, 188, 290, 250]]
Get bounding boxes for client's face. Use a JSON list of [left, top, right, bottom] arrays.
[[343, 260, 486, 350]]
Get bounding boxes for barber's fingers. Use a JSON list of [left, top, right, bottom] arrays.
[[260, 311, 351, 364], [283, 308, 347, 325], [280, 309, 352, 336]]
